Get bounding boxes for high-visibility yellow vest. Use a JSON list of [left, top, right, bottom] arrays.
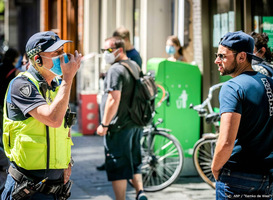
[[2, 71, 72, 170]]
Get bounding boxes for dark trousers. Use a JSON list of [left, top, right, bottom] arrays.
[[216, 168, 273, 200]]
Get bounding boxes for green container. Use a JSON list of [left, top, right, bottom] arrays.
[[147, 58, 202, 157]]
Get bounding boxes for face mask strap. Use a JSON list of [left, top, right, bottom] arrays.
[[254, 48, 262, 56]]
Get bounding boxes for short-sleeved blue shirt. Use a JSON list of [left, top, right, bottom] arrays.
[[126, 48, 142, 69], [219, 71, 273, 173]]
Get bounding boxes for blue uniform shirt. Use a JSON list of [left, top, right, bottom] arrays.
[[6, 65, 63, 180], [219, 71, 273, 173], [126, 48, 142, 69]]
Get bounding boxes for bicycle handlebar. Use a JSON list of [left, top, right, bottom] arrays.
[[190, 82, 224, 116]]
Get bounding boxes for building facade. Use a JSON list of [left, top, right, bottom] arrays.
[[2, 0, 273, 102]]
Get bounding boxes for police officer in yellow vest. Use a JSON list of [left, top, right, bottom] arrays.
[[1, 31, 82, 200]]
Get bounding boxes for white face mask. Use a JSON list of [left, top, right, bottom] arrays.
[[103, 49, 120, 64]]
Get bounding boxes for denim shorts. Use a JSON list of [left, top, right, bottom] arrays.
[[216, 168, 273, 200]]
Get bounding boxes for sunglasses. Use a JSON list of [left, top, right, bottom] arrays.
[[101, 47, 116, 53], [215, 52, 237, 61]]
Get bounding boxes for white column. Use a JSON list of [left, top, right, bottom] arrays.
[[116, 0, 133, 35], [140, 0, 148, 72], [4, 0, 18, 47], [140, 0, 172, 71], [177, 0, 185, 46], [83, 0, 100, 54], [100, 0, 117, 48]]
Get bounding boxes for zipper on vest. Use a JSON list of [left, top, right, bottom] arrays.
[[46, 125, 50, 169]]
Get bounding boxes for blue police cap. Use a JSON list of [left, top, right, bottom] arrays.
[[219, 31, 262, 61], [26, 31, 72, 58]]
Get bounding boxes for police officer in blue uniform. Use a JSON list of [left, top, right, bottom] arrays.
[[1, 31, 82, 200]]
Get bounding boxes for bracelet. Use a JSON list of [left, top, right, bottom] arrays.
[[100, 123, 109, 128]]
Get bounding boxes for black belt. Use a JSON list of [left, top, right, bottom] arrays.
[[8, 165, 29, 183], [9, 165, 64, 194]]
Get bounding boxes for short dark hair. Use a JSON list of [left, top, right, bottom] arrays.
[[228, 47, 252, 63], [105, 36, 125, 52], [250, 31, 273, 62]]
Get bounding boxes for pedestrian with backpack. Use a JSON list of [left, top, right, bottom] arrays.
[[97, 36, 148, 200], [96, 26, 144, 171]]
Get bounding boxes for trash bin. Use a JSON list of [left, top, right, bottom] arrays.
[[78, 93, 99, 135], [147, 58, 201, 158]]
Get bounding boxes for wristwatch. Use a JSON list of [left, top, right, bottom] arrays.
[[100, 123, 109, 128], [69, 158, 74, 167]]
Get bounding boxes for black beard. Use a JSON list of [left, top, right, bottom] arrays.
[[221, 60, 238, 76]]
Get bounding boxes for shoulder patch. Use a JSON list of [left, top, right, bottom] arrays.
[[19, 84, 32, 97]]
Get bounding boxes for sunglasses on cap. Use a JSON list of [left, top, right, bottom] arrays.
[[101, 47, 117, 53]]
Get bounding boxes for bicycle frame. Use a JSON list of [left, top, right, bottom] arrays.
[[139, 84, 183, 192], [191, 82, 224, 189], [190, 82, 224, 130]]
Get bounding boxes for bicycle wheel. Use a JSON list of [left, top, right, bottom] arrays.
[[140, 130, 183, 192], [193, 137, 217, 189]]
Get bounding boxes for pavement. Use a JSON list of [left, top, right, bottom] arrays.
[[69, 133, 216, 200]]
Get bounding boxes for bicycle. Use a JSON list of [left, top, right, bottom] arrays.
[[190, 82, 223, 189], [135, 84, 184, 192]]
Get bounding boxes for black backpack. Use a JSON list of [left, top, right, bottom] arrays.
[[120, 61, 158, 126]]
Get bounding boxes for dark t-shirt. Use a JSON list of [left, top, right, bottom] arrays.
[[126, 48, 142, 69], [5, 65, 63, 180], [100, 59, 138, 131], [219, 71, 273, 173]]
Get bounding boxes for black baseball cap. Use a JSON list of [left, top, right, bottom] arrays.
[[26, 31, 72, 58], [219, 31, 263, 61]]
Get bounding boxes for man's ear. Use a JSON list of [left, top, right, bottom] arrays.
[[238, 52, 247, 62], [118, 47, 123, 54]]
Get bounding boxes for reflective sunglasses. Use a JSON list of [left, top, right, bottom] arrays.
[[101, 47, 116, 53], [215, 52, 237, 61]]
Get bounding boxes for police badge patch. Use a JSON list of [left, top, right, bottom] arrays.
[[19, 84, 32, 97]]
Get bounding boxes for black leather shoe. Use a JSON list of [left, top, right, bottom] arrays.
[[96, 163, 106, 171]]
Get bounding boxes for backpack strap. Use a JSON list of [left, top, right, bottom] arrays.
[[119, 61, 141, 80]]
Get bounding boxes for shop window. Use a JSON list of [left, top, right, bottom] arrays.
[[252, 0, 273, 48], [213, 0, 235, 48]]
